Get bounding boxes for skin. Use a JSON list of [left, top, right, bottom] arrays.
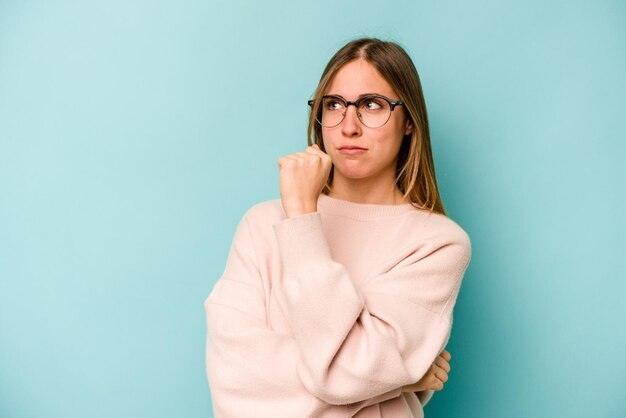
[[319, 58, 413, 206], [277, 58, 452, 393], [401, 349, 452, 393]]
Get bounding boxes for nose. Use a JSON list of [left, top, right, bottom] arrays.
[[341, 104, 362, 137]]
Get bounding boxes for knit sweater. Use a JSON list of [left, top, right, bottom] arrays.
[[204, 193, 472, 418]]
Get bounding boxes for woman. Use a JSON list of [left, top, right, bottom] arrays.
[[204, 37, 471, 417]]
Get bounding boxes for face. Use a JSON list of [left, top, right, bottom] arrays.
[[321, 58, 412, 183]]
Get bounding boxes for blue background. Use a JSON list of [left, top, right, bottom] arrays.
[[1, 1, 625, 417]]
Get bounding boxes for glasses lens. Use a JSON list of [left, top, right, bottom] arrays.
[[315, 96, 393, 128], [319, 97, 345, 127], [358, 96, 391, 128]]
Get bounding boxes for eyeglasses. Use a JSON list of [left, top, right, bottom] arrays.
[[307, 94, 404, 128]]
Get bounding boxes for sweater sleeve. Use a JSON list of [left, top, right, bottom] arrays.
[[415, 389, 435, 407], [272, 211, 471, 406], [204, 213, 403, 418]]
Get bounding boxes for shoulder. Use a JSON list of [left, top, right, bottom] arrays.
[[400, 209, 472, 260], [235, 198, 286, 241], [425, 211, 470, 246], [241, 197, 285, 225], [230, 198, 290, 260]]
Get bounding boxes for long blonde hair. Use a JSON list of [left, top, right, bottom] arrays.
[[307, 38, 447, 216]]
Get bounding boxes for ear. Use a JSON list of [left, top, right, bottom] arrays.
[[404, 119, 414, 136]]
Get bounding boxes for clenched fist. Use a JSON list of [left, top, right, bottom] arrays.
[[277, 144, 333, 218]]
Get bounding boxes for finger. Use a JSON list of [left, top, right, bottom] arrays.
[[303, 150, 331, 165], [300, 150, 322, 159], [432, 364, 449, 383], [429, 375, 444, 391], [284, 152, 316, 162], [440, 349, 451, 361], [435, 356, 451, 373], [277, 157, 294, 167], [307, 145, 329, 157], [401, 383, 420, 392], [435, 370, 448, 383], [280, 155, 301, 163], [295, 150, 323, 158]]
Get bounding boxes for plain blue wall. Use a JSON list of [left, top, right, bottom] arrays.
[[1, 1, 625, 417]]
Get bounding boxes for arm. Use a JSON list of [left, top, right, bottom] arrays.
[[204, 214, 402, 417], [272, 211, 471, 406]]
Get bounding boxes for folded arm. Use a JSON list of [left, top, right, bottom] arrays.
[[272, 211, 471, 405], [204, 213, 402, 417]]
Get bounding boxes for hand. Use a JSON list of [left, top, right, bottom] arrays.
[[401, 349, 452, 393], [277, 144, 332, 218]]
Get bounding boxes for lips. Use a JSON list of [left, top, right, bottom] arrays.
[[339, 146, 367, 150], [338, 147, 367, 155]]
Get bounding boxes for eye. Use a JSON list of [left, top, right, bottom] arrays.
[[324, 98, 344, 111], [361, 97, 384, 111]]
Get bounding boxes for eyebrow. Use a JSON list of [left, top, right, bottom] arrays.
[[325, 92, 381, 99]]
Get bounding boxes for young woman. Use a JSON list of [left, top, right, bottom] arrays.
[[204, 38, 472, 418]]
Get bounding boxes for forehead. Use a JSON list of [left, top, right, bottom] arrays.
[[326, 58, 396, 99]]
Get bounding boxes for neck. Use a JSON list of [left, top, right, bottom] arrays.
[[326, 171, 409, 205]]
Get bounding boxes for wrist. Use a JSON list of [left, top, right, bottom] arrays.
[[283, 200, 317, 218], [285, 207, 317, 218]]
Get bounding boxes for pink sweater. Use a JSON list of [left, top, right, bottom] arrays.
[[204, 193, 471, 417]]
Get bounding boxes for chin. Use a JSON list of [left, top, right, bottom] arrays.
[[334, 166, 372, 180]]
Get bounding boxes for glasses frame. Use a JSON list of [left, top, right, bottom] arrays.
[[307, 94, 405, 128]]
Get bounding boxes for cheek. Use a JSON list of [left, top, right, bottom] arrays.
[[373, 124, 404, 147], [320, 128, 331, 143], [388, 114, 408, 137], [373, 127, 405, 160]]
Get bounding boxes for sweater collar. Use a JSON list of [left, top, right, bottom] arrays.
[[317, 193, 419, 220]]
